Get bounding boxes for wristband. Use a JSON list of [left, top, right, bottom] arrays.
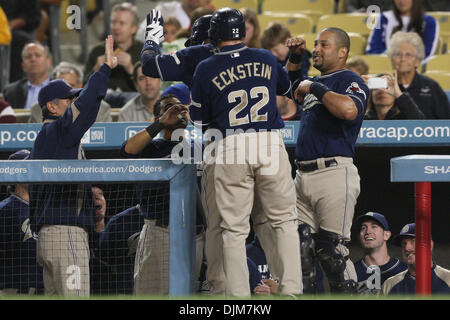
[[310, 82, 331, 102], [288, 53, 302, 64], [145, 121, 165, 138]]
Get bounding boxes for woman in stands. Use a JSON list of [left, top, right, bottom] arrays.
[[387, 31, 450, 119], [364, 72, 424, 120], [365, 0, 439, 63], [240, 8, 261, 48]]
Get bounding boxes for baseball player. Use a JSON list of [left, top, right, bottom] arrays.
[[0, 150, 43, 295], [92, 205, 145, 295], [189, 8, 301, 297], [246, 235, 326, 294], [29, 36, 117, 296], [354, 212, 407, 294], [141, 11, 214, 87], [120, 94, 205, 295], [381, 223, 450, 295], [286, 28, 369, 294]]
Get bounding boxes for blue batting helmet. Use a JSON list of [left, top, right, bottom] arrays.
[[185, 14, 212, 47], [208, 8, 245, 46]]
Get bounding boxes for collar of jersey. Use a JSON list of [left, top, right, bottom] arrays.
[[215, 43, 247, 55], [315, 68, 348, 79]]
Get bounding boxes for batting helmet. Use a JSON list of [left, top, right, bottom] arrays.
[[208, 7, 245, 46], [185, 14, 212, 47]]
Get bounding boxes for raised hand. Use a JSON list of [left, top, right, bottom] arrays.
[[145, 9, 165, 45], [104, 35, 118, 69], [159, 104, 187, 126], [286, 36, 307, 56]]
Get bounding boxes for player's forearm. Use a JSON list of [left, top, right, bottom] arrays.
[[123, 130, 153, 155], [140, 40, 162, 78], [321, 92, 358, 121]]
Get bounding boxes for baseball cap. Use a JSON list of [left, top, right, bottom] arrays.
[[162, 83, 191, 105], [355, 211, 390, 230], [392, 223, 416, 246], [38, 79, 82, 108], [8, 149, 30, 160]]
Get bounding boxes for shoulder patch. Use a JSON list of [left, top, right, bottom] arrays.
[[346, 82, 367, 100]]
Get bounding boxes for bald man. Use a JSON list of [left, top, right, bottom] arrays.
[[286, 27, 369, 294]]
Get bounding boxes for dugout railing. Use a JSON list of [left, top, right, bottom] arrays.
[[0, 159, 197, 296]]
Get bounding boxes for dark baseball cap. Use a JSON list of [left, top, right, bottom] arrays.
[[393, 223, 416, 246], [8, 149, 30, 160], [38, 79, 82, 108], [162, 83, 191, 105], [356, 212, 390, 231]]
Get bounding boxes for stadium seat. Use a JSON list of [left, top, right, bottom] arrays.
[[425, 54, 450, 72], [211, 0, 258, 11], [348, 33, 367, 56], [423, 71, 450, 90], [358, 55, 394, 74], [259, 13, 314, 36], [316, 13, 373, 37], [262, 0, 334, 14], [299, 33, 318, 53], [262, 0, 334, 29]]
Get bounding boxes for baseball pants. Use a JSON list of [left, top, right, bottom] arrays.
[[134, 219, 205, 295], [202, 131, 301, 296], [36, 225, 90, 296], [295, 156, 360, 282]]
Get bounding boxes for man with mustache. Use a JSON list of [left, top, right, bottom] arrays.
[[286, 28, 369, 294], [381, 223, 450, 294]]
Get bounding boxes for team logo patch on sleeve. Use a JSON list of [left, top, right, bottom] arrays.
[[346, 82, 367, 99]]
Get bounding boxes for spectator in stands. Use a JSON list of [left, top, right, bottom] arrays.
[[0, 0, 41, 83], [345, 56, 369, 76], [164, 17, 182, 44], [0, 98, 16, 123], [387, 31, 450, 119], [260, 22, 311, 79], [364, 72, 425, 120], [118, 62, 161, 122], [0, 149, 44, 295], [422, 0, 450, 11], [29, 62, 112, 123], [365, 0, 439, 63], [240, 8, 261, 49], [84, 2, 142, 92], [353, 212, 407, 295], [2, 41, 51, 109], [381, 223, 450, 295], [346, 0, 392, 12]]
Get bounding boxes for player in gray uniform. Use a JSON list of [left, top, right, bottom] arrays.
[[190, 8, 301, 297], [286, 29, 369, 293]]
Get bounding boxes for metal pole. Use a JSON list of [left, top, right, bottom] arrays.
[[414, 182, 432, 295]]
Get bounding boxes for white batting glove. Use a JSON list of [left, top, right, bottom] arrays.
[[145, 9, 164, 45]]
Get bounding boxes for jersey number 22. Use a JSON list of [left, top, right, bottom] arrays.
[[228, 86, 269, 127]]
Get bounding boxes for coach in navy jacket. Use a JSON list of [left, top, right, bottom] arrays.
[[28, 36, 117, 297]]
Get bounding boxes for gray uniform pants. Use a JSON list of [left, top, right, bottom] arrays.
[[202, 131, 301, 296]]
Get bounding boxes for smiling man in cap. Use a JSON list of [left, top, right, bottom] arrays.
[[353, 212, 407, 294], [28, 36, 117, 297], [381, 223, 450, 295]]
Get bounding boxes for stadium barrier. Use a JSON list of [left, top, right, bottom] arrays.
[[0, 159, 197, 296]]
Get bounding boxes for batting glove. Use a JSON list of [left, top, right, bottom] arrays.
[[145, 9, 164, 45]]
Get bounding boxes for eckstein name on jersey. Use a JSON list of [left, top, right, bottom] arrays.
[[212, 62, 272, 91]]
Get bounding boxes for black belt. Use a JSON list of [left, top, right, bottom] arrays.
[[296, 158, 338, 172]]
